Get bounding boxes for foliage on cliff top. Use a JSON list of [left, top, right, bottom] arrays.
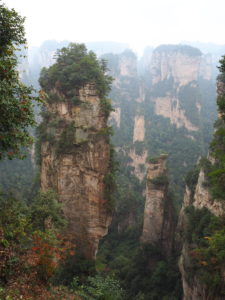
[[154, 44, 202, 56], [206, 56, 225, 201], [39, 43, 113, 99], [0, 2, 41, 160]]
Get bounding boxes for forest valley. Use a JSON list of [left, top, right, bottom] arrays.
[[0, 2, 225, 300]]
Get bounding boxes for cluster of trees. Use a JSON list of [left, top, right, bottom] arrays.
[[185, 206, 225, 296], [0, 2, 123, 299], [1, 0, 224, 299], [0, 1, 41, 160], [39, 43, 113, 99]]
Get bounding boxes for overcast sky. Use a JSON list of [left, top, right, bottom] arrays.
[[3, 0, 225, 53]]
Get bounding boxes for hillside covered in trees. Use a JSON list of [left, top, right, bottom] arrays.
[[0, 1, 224, 299]]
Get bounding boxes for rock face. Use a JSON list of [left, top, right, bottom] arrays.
[[150, 46, 201, 87], [141, 155, 175, 256], [128, 149, 148, 181], [179, 242, 210, 300], [110, 107, 121, 128], [41, 84, 112, 259], [149, 45, 210, 132], [133, 115, 145, 142], [153, 96, 198, 131], [178, 166, 224, 299], [194, 169, 223, 216]]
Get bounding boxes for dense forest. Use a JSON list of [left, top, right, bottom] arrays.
[[0, 1, 224, 299]]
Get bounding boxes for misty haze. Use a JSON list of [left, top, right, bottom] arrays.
[[0, 0, 225, 299]]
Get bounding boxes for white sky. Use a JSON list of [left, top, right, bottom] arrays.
[[3, 0, 225, 52]]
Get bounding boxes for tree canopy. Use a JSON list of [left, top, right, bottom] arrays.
[[0, 1, 40, 160], [39, 43, 113, 99]]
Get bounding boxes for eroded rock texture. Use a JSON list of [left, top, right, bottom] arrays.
[[149, 45, 212, 132], [141, 155, 175, 256], [41, 84, 112, 259], [178, 166, 224, 299]]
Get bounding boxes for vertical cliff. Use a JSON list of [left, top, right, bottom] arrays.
[[149, 45, 205, 132], [178, 170, 225, 299], [141, 154, 175, 256], [178, 74, 225, 299], [38, 44, 113, 259]]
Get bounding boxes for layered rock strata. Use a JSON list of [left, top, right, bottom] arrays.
[[141, 155, 175, 256], [149, 45, 211, 132], [41, 84, 112, 259]]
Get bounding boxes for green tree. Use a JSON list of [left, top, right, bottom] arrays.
[[0, 1, 40, 160], [39, 43, 113, 100], [75, 275, 124, 300]]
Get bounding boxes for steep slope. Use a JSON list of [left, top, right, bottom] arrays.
[[149, 45, 211, 133], [178, 66, 225, 299], [106, 44, 216, 205], [142, 154, 175, 256], [38, 44, 113, 259]]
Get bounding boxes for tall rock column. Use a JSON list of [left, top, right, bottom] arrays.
[[39, 44, 113, 259], [141, 154, 175, 256], [40, 84, 112, 259]]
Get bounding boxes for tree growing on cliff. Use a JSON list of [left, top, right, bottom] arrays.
[[0, 1, 40, 160], [39, 43, 113, 100]]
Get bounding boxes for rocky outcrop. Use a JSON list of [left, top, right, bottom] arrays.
[[149, 45, 204, 131], [179, 243, 211, 300], [178, 167, 224, 299], [110, 107, 121, 128], [128, 149, 147, 181], [40, 84, 112, 259], [119, 51, 137, 77], [133, 115, 145, 142], [199, 54, 213, 81], [141, 155, 175, 256], [150, 45, 202, 87], [194, 169, 223, 216], [153, 96, 198, 131]]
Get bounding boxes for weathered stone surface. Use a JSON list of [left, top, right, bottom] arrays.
[[41, 84, 112, 259], [119, 54, 137, 77], [178, 167, 224, 299], [109, 107, 121, 128], [149, 46, 204, 131], [150, 51, 201, 87], [133, 115, 145, 142], [194, 169, 223, 216], [128, 149, 148, 181], [199, 54, 213, 81], [179, 243, 210, 300], [154, 96, 198, 131], [141, 155, 175, 256]]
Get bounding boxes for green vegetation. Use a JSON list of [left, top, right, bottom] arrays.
[[150, 174, 169, 186], [74, 275, 124, 300], [151, 77, 175, 97], [39, 43, 113, 99], [185, 164, 200, 202], [196, 57, 225, 201], [182, 56, 225, 299], [178, 83, 200, 126], [104, 145, 118, 212], [0, 3, 220, 298], [0, 2, 41, 160], [57, 122, 76, 153], [184, 206, 225, 297], [0, 190, 71, 285], [155, 45, 202, 56]]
